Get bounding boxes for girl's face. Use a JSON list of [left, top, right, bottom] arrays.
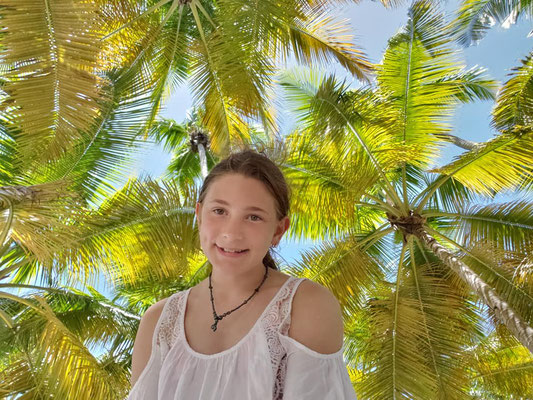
[[195, 173, 289, 273]]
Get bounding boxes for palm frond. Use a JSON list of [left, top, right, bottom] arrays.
[[100, 0, 190, 90], [465, 332, 533, 398], [147, 118, 211, 188], [280, 68, 369, 142], [136, 2, 190, 133], [378, 0, 497, 169], [0, 295, 129, 399], [431, 129, 533, 196], [420, 172, 476, 214], [459, 242, 533, 327], [56, 178, 201, 286], [428, 200, 533, 253], [24, 72, 158, 204], [288, 13, 372, 81], [102, 0, 376, 155], [433, 66, 498, 102], [0, 182, 82, 263], [451, 0, 530, 47], [348, 250, 481, 399], [282, 130, 386, 241], [217, 0, 372, 81], [149, 119, 188, 153], [1, 250, 45, 289], [0, 121, 16, 185], [280, 68, 406, 206], [189, 28, 276, 155], [492, 52, 533, 132], [1, 0, 106, 162], [285, 229, 387, 312]]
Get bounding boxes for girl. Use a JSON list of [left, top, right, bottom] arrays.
[[128, 149, 357, 399]]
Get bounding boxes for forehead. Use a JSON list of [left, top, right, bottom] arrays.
[[204, 174, 276, 213]]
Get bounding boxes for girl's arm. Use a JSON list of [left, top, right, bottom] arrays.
[[130, 298, 168, 386]]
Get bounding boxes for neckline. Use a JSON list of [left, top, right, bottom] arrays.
[[180, 275, 294, 359]]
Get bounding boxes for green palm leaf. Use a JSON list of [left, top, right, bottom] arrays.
[[103, 0, 372, 155], [0, 295, 130, 399], [0, 121, 15, 185], [56, 178, 201, 286], [1, 0, 106, 162], [188, 28, 275, 155], [286, 229, 387, 311], [492, 52, 533, 133], [451, 0, 533, 47], [420, 171, 475, 214], [430, 129, 533, 197], [148, 119, 211, 188], [458, 242, 533, 327], [0, 182, 81, 263], [24, 72, 159, 204], [281, 1, 533, 395], [282, 130, 388, 241], [466, 334, 533, 398], [287, 13, 372, 81], [427, 200, 533, 253], [347, 242, 480, 399], [156, 117, 274, 185], [280, 68, 406, 208], [378, 0, 497, 169]]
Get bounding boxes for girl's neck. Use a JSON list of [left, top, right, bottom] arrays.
[[207, 264, 269, 303]]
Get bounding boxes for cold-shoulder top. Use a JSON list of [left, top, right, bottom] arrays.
[[127, 276, 357, 399]]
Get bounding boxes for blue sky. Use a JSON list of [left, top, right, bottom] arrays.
[[133, 0, 532, 267]]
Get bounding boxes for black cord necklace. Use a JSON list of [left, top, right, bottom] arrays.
[[208, 264, 269, 332]]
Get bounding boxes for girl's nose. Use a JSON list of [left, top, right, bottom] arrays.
[[221, 219, 244, 240]]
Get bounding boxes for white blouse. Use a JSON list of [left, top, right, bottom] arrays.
[[128, 276, 357, 400]]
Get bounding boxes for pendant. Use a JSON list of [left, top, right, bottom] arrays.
[[211, 315, 221, 332]]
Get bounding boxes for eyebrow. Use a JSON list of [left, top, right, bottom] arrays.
[[209, 199, 269, 214]]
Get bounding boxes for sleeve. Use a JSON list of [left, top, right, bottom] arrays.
[[127, 295, 177, 400], [127, 343, 162, 400], [279, 334, 357, 400]]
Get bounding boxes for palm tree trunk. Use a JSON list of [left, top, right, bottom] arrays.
[[0, 187, 21, 246], [435, 133, 481, 150], [189, 130, 208, 178], [0, 184, 66, 210], [0, 186, 36, 210], [198, 143, 208, 179], [414, 227, 533, 353]]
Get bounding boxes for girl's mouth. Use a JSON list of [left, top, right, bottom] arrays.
[[215, 245, 249, 257]]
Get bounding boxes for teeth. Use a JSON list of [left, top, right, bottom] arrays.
[[222, 247, 245, 253]]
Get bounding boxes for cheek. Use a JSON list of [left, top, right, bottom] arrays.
[[197, 219, 211, 242], [199, 217, 216, 233]]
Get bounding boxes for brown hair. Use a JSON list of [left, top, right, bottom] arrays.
[[197, 149, 291, 270]]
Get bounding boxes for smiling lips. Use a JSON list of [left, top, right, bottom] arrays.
[[215, 245, 249, 257]]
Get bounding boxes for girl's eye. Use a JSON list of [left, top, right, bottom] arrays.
[[211, 209, 261, 221]]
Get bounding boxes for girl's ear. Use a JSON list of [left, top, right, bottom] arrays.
[[272, 216, 290, 246], [195, 202, 202, 227]]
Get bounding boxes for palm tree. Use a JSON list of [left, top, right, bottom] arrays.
[[278, 1, 532, 397], [149, 112, 280, 181]]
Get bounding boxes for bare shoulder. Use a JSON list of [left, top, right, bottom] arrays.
[[130, 297, 169, 386], [288, 279, 344, 354]]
